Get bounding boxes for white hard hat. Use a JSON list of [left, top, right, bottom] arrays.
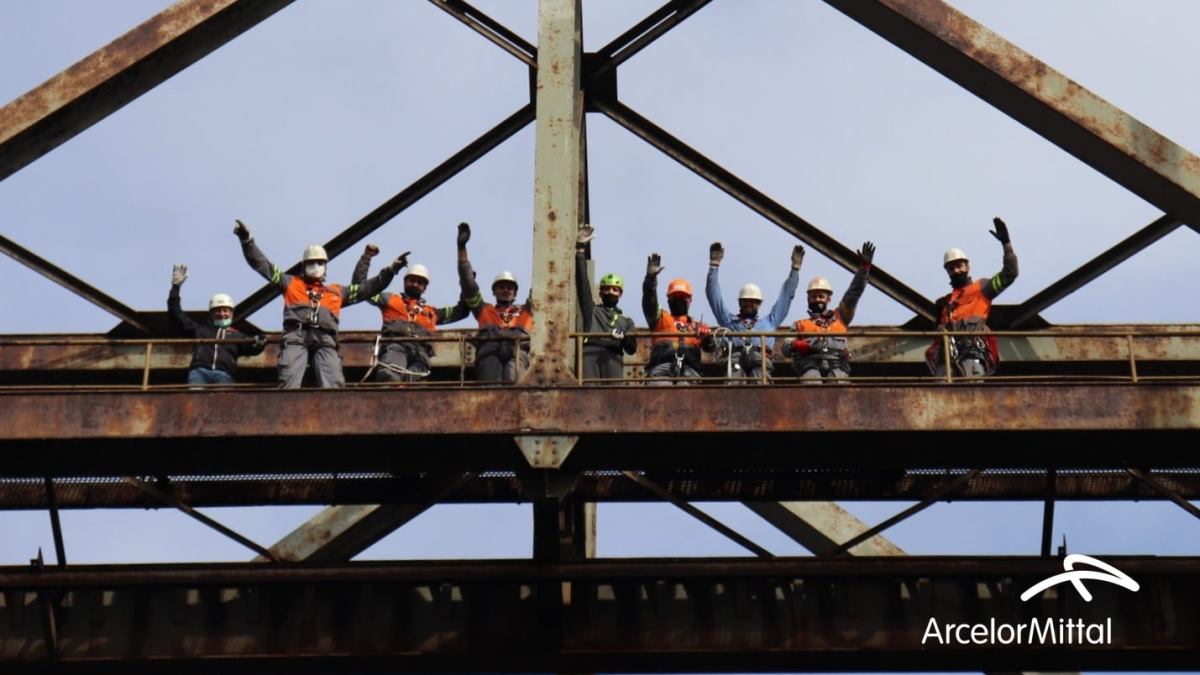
[[943, 248, 969, 266], [738, 283, 763, 301], [302, 244, 328, 262], [406, 264, 430, 283], [209, 293, 235, 310], [807, 276, 833, 293], [492, 271, 519, 288]]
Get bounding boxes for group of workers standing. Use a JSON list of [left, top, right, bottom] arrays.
[[168, 218, 1018, 387]]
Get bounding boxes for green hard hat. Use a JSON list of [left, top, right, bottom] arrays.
[[599, 273, 624, 289]]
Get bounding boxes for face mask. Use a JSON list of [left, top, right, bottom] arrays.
[[404, 286, 423, 299], [213, 318, 232, 328], [305, 262, 326, 280], [667, 297, 689, 316], [808, 301, 827, 314], [949, 271, 970, 288], [600, 293, 620, 308]]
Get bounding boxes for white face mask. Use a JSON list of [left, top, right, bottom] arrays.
[[305, 262, 326, 279]]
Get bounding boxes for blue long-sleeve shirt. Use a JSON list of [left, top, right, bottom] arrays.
[[705, 265, 798, 350]]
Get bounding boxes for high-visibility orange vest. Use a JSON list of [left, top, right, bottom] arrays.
[[478, 303, 533, 333], [940, 279, 992, 325], [381, 294, 439, 334], [652, 310, 701, 349], [283, 277, 343, 316]]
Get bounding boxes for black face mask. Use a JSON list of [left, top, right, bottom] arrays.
[[404, 287, 423, 299], [667, 297, 689, 316], [808, 301, 827, 315], [949, 271, 971, 288], [600, 293, 620, 308]]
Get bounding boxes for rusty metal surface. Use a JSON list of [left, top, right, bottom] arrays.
[[0, 469, 1196, 508], [0, 386, 1197, 475], [0, 0, 294, 182], [823, 0, 1200, 232], [0, 557, 1196, 672], [524, 0, 583, 386]]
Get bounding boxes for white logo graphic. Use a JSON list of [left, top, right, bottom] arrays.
[[1020, 554, 1139, 602]]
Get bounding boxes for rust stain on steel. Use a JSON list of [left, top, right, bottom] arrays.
[[3, 385, 1199, 441], [874, 0, 1200, 193]]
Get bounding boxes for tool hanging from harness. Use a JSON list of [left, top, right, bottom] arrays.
[[924, 316, 998, 375], [306, 288, 323, 326]]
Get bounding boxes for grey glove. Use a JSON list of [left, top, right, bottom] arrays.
[[252, 334, 268, 349], [990, 217, 1010, 244], [364, 243, 380, 258], [233, 219, 251, 243], [577, 223, 595, 246], [171, 264, 188, 286], [457, 222, 471, 249], [646, 253, 664, 277], [709, 242, 724, 266], [389, 251, 412, 274], [858, 241, 875, 266], [790, 244, 805, 270]]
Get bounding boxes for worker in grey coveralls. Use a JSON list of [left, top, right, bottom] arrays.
[[575, 223, 637, 382], [234, 220, 401, 388]]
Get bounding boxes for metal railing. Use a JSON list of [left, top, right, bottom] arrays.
[[2, 327, 1200, 391]]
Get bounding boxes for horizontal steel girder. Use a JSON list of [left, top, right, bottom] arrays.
[[0, 557, 1195, 672], [0, 385, 1197, 475], [1, 470, 1197, 509]]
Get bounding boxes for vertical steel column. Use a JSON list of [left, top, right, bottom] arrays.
[[523, 0, 583, 386]]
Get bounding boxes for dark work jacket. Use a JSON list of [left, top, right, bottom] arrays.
[[168, 285, 265, 376]]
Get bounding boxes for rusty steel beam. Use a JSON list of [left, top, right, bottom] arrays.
[[0, 557, 1196, 672], [123, 476, 279, 561], [1, 386, 1198, 476], [0, 236, 150, 334], [0, 0, 294, 182], [1006, 215, 1184, 328], [1, 470, 1198, 509], [823, 0, 1200, 232], [234, 104, 535, 320], [622, 471, 773, 557], [426, 0, 537, 67], [523, 0, 583, 387], [595, 99, 939, 321]]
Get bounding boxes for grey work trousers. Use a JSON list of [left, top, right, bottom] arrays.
[[278, 327, 344, 389], [932, 358, 989, 379], [375, 342, 431, 383], [646, 360, 701, 385], [583, 345, 624, 383]]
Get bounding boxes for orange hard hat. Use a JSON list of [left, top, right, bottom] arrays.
[[666, 278, 693, 298]]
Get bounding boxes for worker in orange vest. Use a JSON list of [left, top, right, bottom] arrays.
[[782, 241, 875, 382], [234, 220, 401, 388], [352, 241, 470, 382], [642, 252, 715, 384], [925, 217, 1019, 377], [456, 223, 534, 382]]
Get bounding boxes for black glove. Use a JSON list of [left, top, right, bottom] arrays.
[[791, 244, 805, 270], [646, 253, 664, 277], [252, 334, 268, 349], [709, 242, 724, 266], [364, 243, 379, 258], [990, 217, 1010, 244], [858, 241, 875, 266], [457, 222, 471, 249], [233, 219, 251, 242], [389, 251, 411, 274]]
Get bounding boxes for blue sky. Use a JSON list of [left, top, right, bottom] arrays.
[[2, 2, 1199, 673]]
